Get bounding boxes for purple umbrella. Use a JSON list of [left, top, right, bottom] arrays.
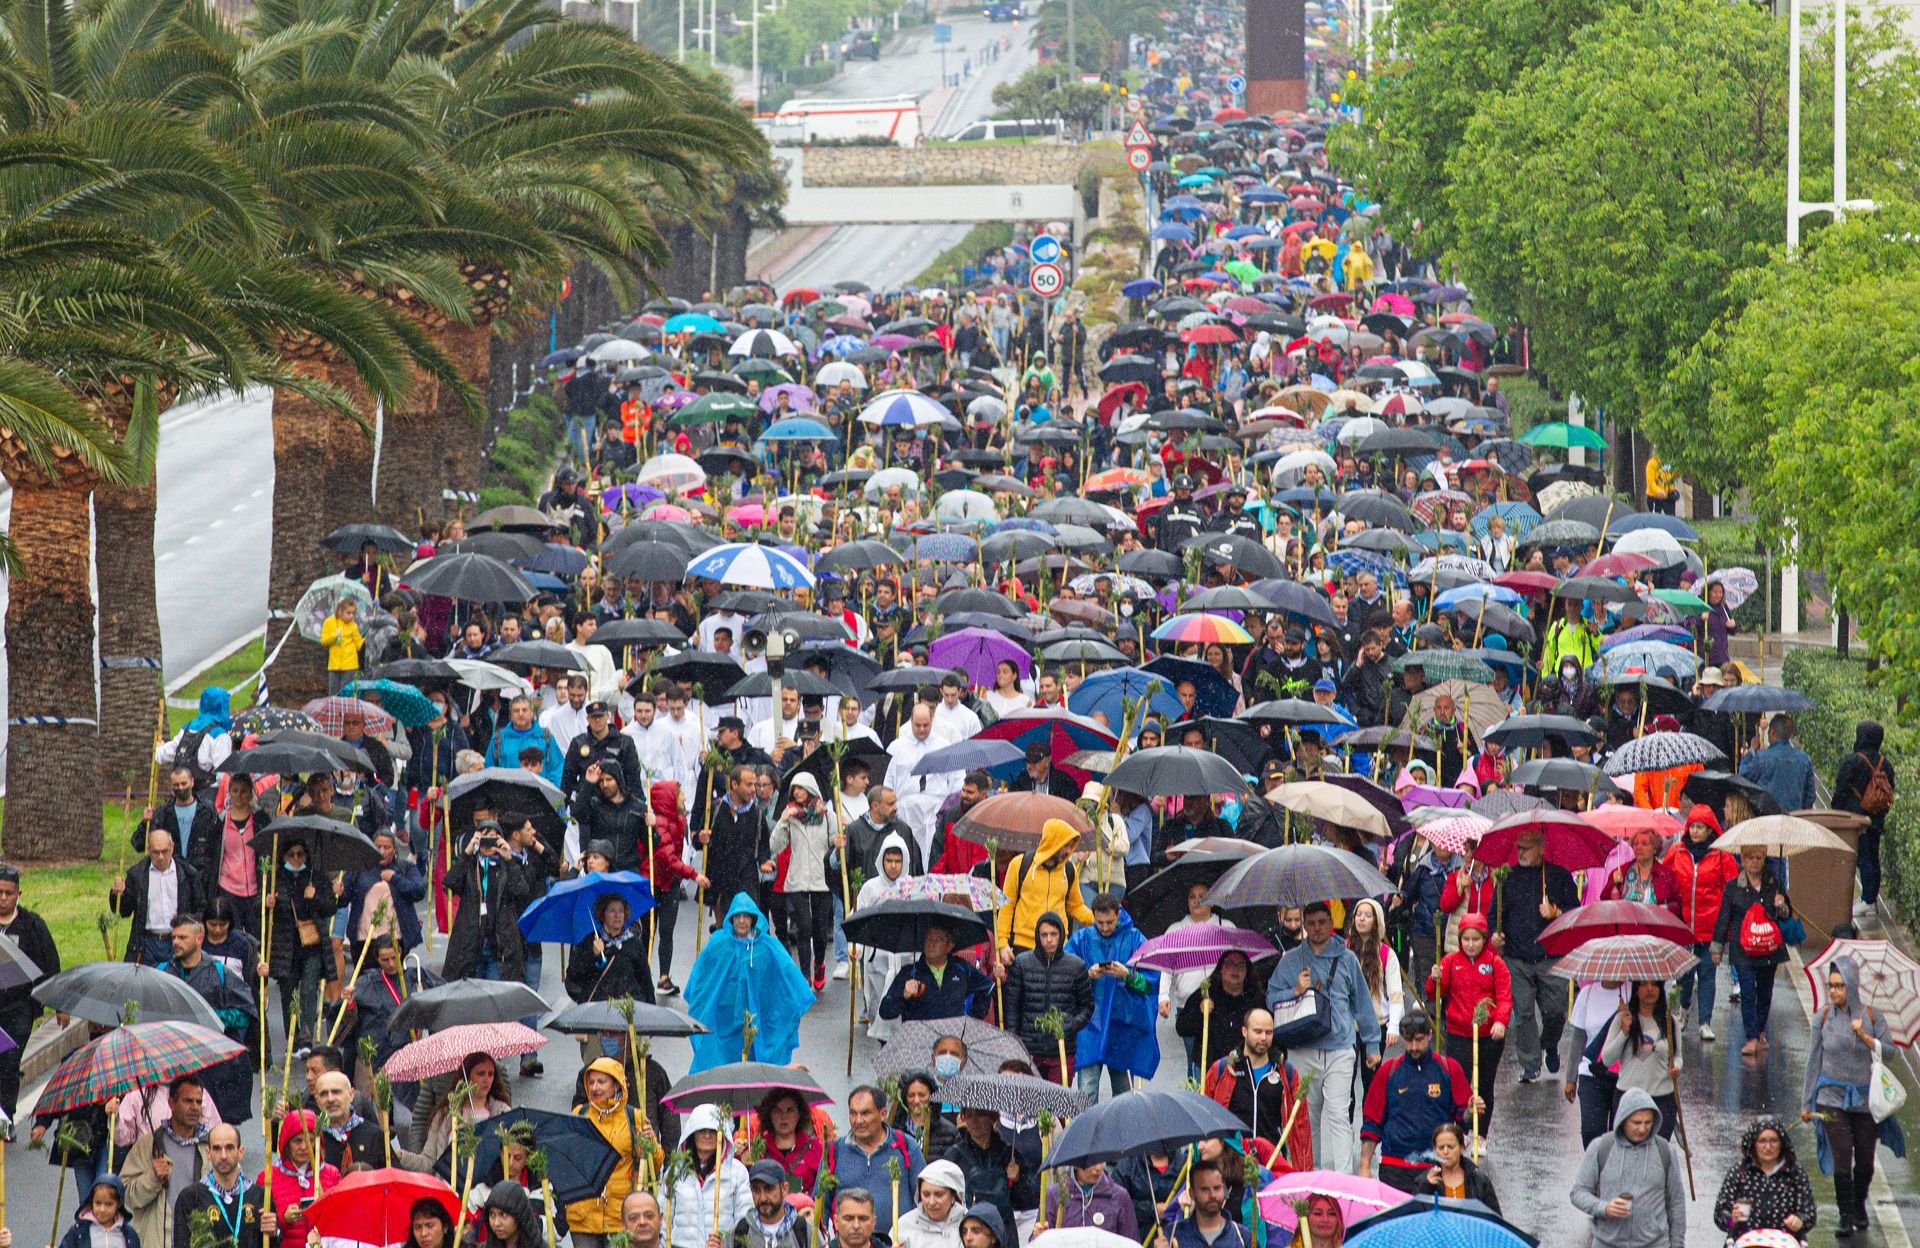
[[1399, 784, 1471, 812], [870, 333, 915, 351], [758, 383, 817, 413], [1129, 924, 1277, 974], [930, 627, 1031, 687]]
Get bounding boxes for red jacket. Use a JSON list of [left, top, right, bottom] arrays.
[[1601, 858, 1683, 918], [262, 1111, 342, 1248], [1426, 945, 1513, 1036], [1439, 868, 1495, 921], [1662, 807, 1741, 943], [646, 782, 700, 888]]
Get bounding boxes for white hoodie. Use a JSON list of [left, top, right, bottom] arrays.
[[893, 1160, 967, 1248]]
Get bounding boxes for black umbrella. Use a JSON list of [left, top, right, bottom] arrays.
[[1481, 714, 1602, 751], [754, 609, 853, 641], [441, 531, 545, 561], [388, 979, 550, 1034], [708, 590, 787, 615], [33, 963, 223, 1030], [606, 543, 690, 582], [697, 448, 758, 479], [661, 1062, 832, 1112], [247, 730, 375, 773], [588, 618, 688, 649], [1106, 747, 1251, 798], [780, 736, 888, 806], [842, 900, 991, 954], [867, 666, 960, 693], [1509, 757, 1610, 792], [445, 767, 568, 839], [1336, 493, 1419, 532], [1037, 638, 1128, 664], [542, 1001, 711, 1038], [1184, 717, 1269, 776], [1700, 685, 1816, 714], [1182, 532, 1287, 579], [1339, 725, 1437, 752], [1118, 549, 1183, 581], [1179, 585, 1278, 613], [934, 588, 1022, 619], [1044, 1089, 1245, 1167], [939, 1073, 1089, 1119], [250, 815, 382, 874], [322, 523, 414, 555], [402, 552, 536, 603], [371, 658, 460, 683], [0, 931, 43, 992], [1553, 576, 1639, 605], [1681, 769, 1783, 817], [722, 670, 840, 700], [645, 650, 745, 699], [817, 540, 907, 573], [1249, 580, 1340, 631], [488, 640, 588, 671], [1242, 699, 1350, 728], [432, 1107, 617, 1204], [1099, 354, 1163, 385], [1126, 853, 1251, 937]]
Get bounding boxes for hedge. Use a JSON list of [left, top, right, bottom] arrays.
[[1780, 648, 1919, 929], [482, 397, 567, 507]]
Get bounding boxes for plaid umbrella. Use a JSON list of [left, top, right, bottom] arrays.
[[874, 1017, 1030, 1079], [1417, 813, 1492, 856], [939, 1072, 1089, 1119], [300, 696, 395, 736], [1205, 844, 1395, 909], [1602, 731, 1724, 776], [1552, 934, 1698, 983], [951, 791, 1095, 853], [1803, 938, 1920, 1046], [1129, 924, 1277, 973], [383, 1021, 547, 1083], [37, 1022, 244, 1114], [1538, 901, 1697, 956], [873, 873, 1008, 909]]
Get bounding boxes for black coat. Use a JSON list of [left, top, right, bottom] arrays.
[[1003, 944, 1093, 1059], [263, 863, 335, 981], [111, 859, 206, 961], [571, 790, 651, 875], [564, 930, 656, 1003], [1175, 980, 1259, 1073], [560, 729, 642, 803], [0, 906, 58, 1040], [1712, 870, 1794, 969], [704, 799, 768, 912], [1834, 741, 1895, 832], [942, 1129, 1017, 1232], [174, 1179, 271, 1248], [132, 801, 222, 884], [443, 850, 531, 980]]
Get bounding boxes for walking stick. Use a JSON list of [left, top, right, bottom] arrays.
[[1470, 999, 1490, 1163], [1198, 983, 1213, 1076], [1264, 1069, 1312, 1171], [326, 899, 391, 1045], [1142, 1150, 1194, 1248], [1666, 989, 1697, 1199]]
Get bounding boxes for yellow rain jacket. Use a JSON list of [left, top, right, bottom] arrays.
[[995, 818, 1096, 952], [568, 1056, 661, 1233]]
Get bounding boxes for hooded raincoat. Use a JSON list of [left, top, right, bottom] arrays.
[[568, 1056, 658, 1235], [994, 819, 1096, 951], [684, 893, 816, 1071], [667, 1103, 752, 1248], [1062, 908, 1162, 1078]]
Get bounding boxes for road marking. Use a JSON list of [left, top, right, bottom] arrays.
[[249, 488, 264, 499], [183, 535, 203, 546], [158, 551, 177, 562], [230, 503, 248, 513], [208, 519, 225, 530]]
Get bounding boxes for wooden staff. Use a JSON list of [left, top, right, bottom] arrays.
[[325, 900, 391, 1045], [1470, 998, 1490, 1163], [1142, 1150, 1194, 1248], [1666, 990, 1697, 1199], [45, 1132, 74, 1248]]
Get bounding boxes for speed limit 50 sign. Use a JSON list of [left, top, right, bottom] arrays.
[[1028, 262, 1065, 297]]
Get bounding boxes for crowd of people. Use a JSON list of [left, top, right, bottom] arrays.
[[3, 5, 1913, 1248]]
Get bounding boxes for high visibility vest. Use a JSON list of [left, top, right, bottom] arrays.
[[620, 398, 647, 444]]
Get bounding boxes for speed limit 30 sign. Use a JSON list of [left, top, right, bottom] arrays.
[[1127, 146, 1151, 172], [1028, 262, 1065, 297]]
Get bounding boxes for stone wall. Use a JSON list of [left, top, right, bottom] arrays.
[[802, 143, 1088, 188]]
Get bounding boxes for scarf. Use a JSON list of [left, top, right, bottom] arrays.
[[322, 1112, 366, 1141]]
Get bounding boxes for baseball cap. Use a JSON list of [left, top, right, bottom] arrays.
[[749, 1161, 788, 1187], [586, 701, 610, 716], [717, 715, 746, 733], [1284, 625, 1307, 642], [1312, 678, 1337, 693]]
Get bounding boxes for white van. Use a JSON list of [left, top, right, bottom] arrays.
[[764, 95, 923, 145], [947, 117, 1066, 142]]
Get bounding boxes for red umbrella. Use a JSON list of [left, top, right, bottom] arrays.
[[1473, 809, 1616, 870], [1214, 106, 1248, 122], [1578, 552, 1657, 579], [1182, 324, 1241, 345], [1307, 292, 1354, 311], [383, 1021, 547, 1083], [782, 287, 821, 307], [1283, 220, 1319, 238], [306, 1168, 462, 1245], [1097, 382, 1148, 423], [1582, 805, 1682, 840], [1538, 900, 1695, 956]]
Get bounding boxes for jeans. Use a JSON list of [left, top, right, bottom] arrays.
[[832, 891, 847, 967], [1575, 1074, 1613, 1148], [1506, 958, 1568, 1075], [1677, 941, 1716, 1023], [520, 946, 544, 1047], [276, 950, 325, 1049], [1734, 962, 1777, 1040], [473, 941, 505, 982], [564, 415, 596, 464], [1075, 1062, 1133, 1103], [1858, 826, 1883, 905], [138, 932, 173, 967], [70, 1154, 106, 1204], [1292, 1046, 1359, 1172]]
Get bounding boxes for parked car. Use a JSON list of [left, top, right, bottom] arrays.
[[984, 3, 1022, 20]]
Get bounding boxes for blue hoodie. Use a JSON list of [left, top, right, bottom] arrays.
[[684, 893, 816, 1072], [1063, 909, 1161, 1077], [485, 717, 564, 789]]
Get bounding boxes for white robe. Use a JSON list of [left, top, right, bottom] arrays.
[[932, 701, 984, 743], [625, 719, 693, 797], [885, 728, 961, 863]]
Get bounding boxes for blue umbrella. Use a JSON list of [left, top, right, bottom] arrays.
[[522, 570, 569, 592], [1600, 623, 1693, 650], [990, 517, 1058, 536], [1345, 1198, 1536, 1248], [1325, 548, 1406, 588], [1700, 684, 1816, 714], [1242, 187, 1286, 204], [1470, 501, 1542, 538], [338, 678, 438, 728], [1590, 640, 1699, 683], [663, 312, 725, 334], [516, 545, 591, 576], [901, 533, 977, 563], [1412, 529, 1471, 552], [815, 335, 869, 358], [1224, 224, 1264, 239], [1433, 583, 1522, 611], [1122, 279, 1163, 298], [518, 871, 655, 944], [1069, 667, 1185, 729], [912, 737, 1024, 777], [759, 417, 835, 441], [1607, 512, 1699, 541], [686, 542, 817, 590], [1141, 655, 1238, 718], [1150, 223, 1196, 243]]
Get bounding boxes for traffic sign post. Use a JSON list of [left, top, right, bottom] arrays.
[[1028, 262, 1064, 297], [1125, 118, 1152, 147], [1029, 233, 1062, 266], [1126, 146, 1151, 172]]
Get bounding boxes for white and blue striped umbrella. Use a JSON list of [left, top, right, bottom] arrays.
[[857, 388, 948, 428], [684, 542, 816, 590]]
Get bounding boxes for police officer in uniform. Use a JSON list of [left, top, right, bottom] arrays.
[[1153, 474, 1207, 551]]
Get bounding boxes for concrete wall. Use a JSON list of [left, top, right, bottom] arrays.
[[801, 142, 1088, 187]]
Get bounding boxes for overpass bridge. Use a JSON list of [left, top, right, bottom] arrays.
[[774, 143, 1092, 235]]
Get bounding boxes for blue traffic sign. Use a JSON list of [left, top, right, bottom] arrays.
[[1029, 233, 1062, 264], [1227, 73, 1246, 93], [932, 22, 953, 43]]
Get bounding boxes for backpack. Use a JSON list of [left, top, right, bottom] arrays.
[[176, 727, 215, 794], [1857, 753, 1895, 817], [1738, 901, 1783, 958]]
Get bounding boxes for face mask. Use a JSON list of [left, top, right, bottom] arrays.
[[933, 1054, 963, 1079], [285, 861, 307, 874]]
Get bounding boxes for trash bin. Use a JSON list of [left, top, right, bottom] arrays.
[[1785, 808, 1864, 944]]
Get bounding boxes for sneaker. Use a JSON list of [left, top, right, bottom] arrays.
[[1544, 1048, 1561, 1075], [1700, 1024, 1715, 1042], [520, 1058, 544, 1078], [659, 978, 681, 997], [1518, 1070, 1539, 1084], [1854, 899, 1874, 916], [1728, 987, 1741, 1002], [833, 961, 850, 981]]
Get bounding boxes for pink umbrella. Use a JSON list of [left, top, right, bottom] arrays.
[[1416, 812, 1492, 856], [1257, 1170, 1410, 1232], [727, 503, 771, 527], [640, 503, 693, 522], [1373, 292, 1416, 316], [1129, 924, 1276, 973], [1582, 839, 1635, 905], [383, 1022, 547, 1083], [302, 696, 394, 736], [874, 873, 1008, 910]]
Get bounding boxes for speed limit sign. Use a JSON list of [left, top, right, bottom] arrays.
[[1127, 146, 1151, 172], [1028, 262, 1065, 297]]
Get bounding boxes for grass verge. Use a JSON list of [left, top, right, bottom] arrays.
[[912, 222, 1016, 287], [167, 636, 267, 732]]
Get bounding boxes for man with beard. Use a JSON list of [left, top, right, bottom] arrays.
[[1169, 1162, 1249, 1248], [313, 1070, 386, 1171], [160, 915, 255, 1125], [170, 1124, 277, 1248], [1201, 1008, 1312, 1170]]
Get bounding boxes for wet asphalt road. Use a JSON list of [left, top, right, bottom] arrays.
[[11, 894, 1919, 1247]]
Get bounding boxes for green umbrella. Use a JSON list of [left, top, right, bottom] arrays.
[[1390, 651, 1496, 683], [731, 358, 792, 383], [1223, 259, 1263, 284], [672, 392, 758, 425], [805, 298, 847, 317], [1650, 588, 1709, 615], [1518, 421, 1608, 450]]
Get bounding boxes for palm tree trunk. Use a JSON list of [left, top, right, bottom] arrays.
[[430, 319, 496, 515], [267, 373, 351, 706], [2, 480, 105, 861], [95, 480, 164, 794], [374, 367, 448, 535]]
